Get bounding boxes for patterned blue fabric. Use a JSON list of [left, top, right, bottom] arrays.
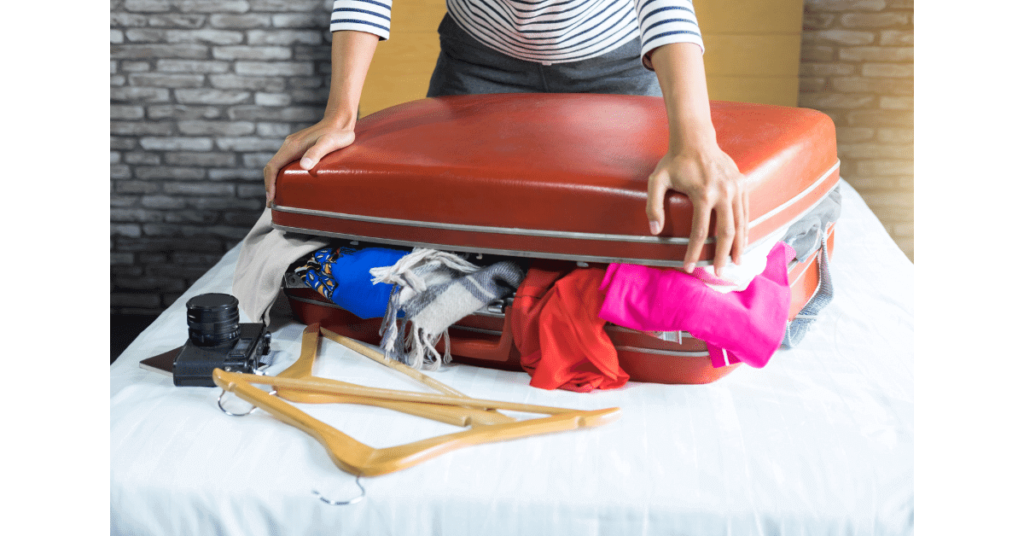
[[298, 246, 409, 319]]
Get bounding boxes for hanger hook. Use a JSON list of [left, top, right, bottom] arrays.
[[312, 475, 366, 506], [217, 362, 276, 417], [217, 387, 277, 417]]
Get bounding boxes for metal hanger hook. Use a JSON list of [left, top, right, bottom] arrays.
[[217, 361, 276, 417], [217, 387, 277, 417], [312, 475, 366, 506]]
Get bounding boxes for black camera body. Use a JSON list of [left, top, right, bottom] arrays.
[[173, 293, 271, 387]]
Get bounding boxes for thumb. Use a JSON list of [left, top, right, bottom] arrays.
[[299, 131, 356, 170], [646, 171, 668, 235]]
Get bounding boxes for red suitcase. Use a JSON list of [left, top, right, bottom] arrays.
[[273, 94, 840, 384]]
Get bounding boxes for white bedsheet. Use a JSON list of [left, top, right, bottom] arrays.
[[110, 179, 913, 535]]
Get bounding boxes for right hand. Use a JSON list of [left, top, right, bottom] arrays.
[[645, 142, 748, 276], [263, 119, 357, 207]]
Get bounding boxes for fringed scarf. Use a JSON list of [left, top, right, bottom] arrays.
[[370, 248, 525, 370]]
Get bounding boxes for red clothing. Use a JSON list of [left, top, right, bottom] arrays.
[[511, 262, 629, 392]]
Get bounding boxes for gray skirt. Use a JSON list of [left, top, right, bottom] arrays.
[[426, 14, 662, 98]]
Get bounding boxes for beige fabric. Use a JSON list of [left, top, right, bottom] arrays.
[[231, 208, 329, 324]]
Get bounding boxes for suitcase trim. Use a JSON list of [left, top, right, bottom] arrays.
[[605, 325, 694, 339], [272, 204, 702, 244], [445, 326, 708, 357], [614, 346, 708, 358], [449, 324, 502, 337], [270, 226, 702, 267], [270, 162, 839, 266], [750, 161, 840, 228]]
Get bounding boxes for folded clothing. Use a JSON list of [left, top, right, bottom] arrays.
[[510, 261, 628, 393], [296, 245, 409, 319], [599, 242, 796, 369]]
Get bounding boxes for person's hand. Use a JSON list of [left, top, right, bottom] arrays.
[[263, 119, 356, 207], [646, 144, 749, 276]]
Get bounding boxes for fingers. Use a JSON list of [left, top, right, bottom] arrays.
[[732, 188, 748, 265], [649, 148, 746, 274], [264, 150, 296, 210], [713, 200, 735, 276], [263, 135, 309, 207], [682, 195, 711, 273], [262, 128, 357, 208], [646, 170, 669, 235], [300, 130, 356, 170]]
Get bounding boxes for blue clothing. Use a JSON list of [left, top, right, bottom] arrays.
[[299, 246, 409, 319]]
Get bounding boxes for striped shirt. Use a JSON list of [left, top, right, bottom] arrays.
[[330, 0, 703, 67]]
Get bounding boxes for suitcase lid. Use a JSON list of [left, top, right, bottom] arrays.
[[272, 94, 839, 266]]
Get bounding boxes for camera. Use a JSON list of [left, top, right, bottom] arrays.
[[173, 293, 271, 387]]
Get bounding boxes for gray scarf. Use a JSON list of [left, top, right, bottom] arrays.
[[370, 249, 524, 370]]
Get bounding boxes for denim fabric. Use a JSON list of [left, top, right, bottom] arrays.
[[781, 233, 834, 348], [427, 14, 662, 97]]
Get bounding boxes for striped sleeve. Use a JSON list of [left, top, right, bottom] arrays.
[[330, 0, 393, 40], [633, 0, 704, 69]]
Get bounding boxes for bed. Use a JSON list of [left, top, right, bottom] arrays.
[[110, 179, 913, 535]]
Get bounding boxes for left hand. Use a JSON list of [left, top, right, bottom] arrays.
[[645, 143, 749, 276]]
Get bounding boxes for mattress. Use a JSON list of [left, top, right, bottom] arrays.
[[110, 179, 913, 535]]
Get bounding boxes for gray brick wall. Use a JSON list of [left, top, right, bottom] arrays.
[[799, 0, 914, 259], [110, 0, 334, 314]]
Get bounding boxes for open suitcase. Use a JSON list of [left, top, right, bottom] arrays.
[[272, 94, 840, 384]]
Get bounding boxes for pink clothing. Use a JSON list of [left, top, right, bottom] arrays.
[[599, 242, 796, 369]]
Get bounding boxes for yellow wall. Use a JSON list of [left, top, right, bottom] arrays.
[[360, 0, 804, 115], [697, 0, 804, 106], [361, 0, 447, 115]]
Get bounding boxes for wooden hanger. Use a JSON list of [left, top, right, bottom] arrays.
[[274, 324, 514, 426], [212, 324, 621, 476]]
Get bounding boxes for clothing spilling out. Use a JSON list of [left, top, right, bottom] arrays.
[[289, 188, 839, 392]]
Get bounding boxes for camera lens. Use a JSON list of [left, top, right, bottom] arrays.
[[186, 293, 241, 346]]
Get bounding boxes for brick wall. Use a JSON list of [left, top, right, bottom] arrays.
[[110, 0, 914, 315], [799, 0, 914, 259], [110, 0, 334, 314]]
